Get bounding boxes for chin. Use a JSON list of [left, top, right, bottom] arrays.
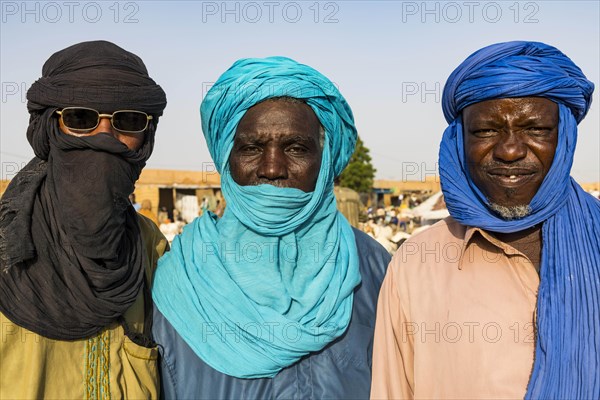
[[488, 202, 532, 220], [482, 186, 536, 209]]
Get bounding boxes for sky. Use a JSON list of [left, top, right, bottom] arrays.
[[1, 0, 599, 184]]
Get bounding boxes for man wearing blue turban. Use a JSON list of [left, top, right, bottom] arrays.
[[152, 57, 391, 399], [371, 41, 599, 399]]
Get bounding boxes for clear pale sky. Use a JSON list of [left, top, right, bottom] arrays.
[[1, 1, 598, 184]]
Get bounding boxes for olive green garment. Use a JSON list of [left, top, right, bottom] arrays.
[[0, 215, 168, 400]]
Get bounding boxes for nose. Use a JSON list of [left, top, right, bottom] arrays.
[[493, 131, 527, 162], [256, 147, 288, 182], [91, 116, 115, 135]]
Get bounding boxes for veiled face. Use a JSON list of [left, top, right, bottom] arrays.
[[228, 99, 323, 192], [463, 97, 559, 208], [58, 112, 146, 151]]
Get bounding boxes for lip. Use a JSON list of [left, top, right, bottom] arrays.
[[486, 169, 538, 188]]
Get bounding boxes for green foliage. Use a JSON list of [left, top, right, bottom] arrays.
[[338, 136, 375, 193]]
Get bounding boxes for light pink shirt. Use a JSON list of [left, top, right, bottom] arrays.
[[371, 217, 539, 399]]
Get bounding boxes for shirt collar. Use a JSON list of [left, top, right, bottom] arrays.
[[458, 225, 529, 270]]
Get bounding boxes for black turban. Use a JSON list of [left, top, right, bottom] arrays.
[[26, 40, 167, 161]]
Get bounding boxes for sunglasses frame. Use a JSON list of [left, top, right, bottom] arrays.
[[56, 107, 153, 135]]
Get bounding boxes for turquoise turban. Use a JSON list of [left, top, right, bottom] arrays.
[[201, 56, 356, 178]]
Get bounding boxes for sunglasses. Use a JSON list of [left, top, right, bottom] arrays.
[[56, 107, 153, 135]]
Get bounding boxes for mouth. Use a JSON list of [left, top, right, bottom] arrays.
[[254, 180, 288, 188], [486, 168, 538, 187]]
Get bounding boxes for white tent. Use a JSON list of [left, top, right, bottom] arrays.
[[410, 191, 449, 225]]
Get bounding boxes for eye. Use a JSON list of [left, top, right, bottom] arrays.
[[238, 144, 262, 154], [525, 126, 552, 136], [471, 128, 498, 138], [286, 145, 309, 154]]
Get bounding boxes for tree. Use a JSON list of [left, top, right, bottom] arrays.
[[338, 136, 375, 193]]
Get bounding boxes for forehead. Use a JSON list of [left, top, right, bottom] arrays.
[[236, 99, 321, 135], [462, 97, 558, 121]]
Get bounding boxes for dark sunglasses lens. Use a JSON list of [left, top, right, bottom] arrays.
[[62, 108, 98, 130], [112, 111, 148, 132]]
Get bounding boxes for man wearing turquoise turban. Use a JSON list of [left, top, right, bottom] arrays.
[[152, 57, 391, 398], [371, 41, 599, 399]]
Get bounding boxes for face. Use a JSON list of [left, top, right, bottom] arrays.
[[58, 112, 146, 151], [463, 97, 558, 207], [229, 99, 323, 192]]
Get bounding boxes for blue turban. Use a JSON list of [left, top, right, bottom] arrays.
[[153, 57, 360, 378], [439, 41, 599, 398]]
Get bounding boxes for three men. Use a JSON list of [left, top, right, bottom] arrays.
[[0, 41, 167, 398], [4, 39, 596, 399], [152, 57, 391, 399], [371, 41, 599, 398]]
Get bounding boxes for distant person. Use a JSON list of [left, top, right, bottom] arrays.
[[200, 196, 210, 215], [158, 206, 170, 224], [139, 199, 159, 225], [373, 218, 396, 255], [152, 56, 391, 399], [213, 199, 224, 217], [130, 193, 141, 211], [371, 41, 600, 399], [0, 41, 168, 398]]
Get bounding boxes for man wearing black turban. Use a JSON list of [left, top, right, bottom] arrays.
[[0, 40, 168, 399]]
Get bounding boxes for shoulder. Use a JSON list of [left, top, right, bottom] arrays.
[[137, 213, 169, 282], [137, 213, 164, 242], [388, 216, 467, 281], [395, 216, 466, 259], [349, 228, 391, 324]]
